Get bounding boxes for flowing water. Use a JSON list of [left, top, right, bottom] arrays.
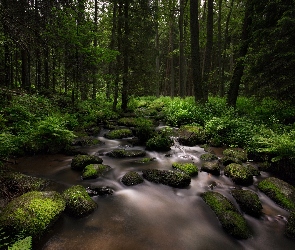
[[9, 129, 295, 250]]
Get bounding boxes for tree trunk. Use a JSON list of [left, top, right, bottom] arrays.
[[179, 0, 185, 97]]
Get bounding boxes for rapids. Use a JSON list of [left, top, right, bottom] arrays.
[[9, 129, 295, 250]]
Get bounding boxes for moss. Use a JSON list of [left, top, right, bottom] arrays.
[[220, 156, 242, 166], [146, 133, 173, 151], [201, 161, 220, 176], [222, 148, 247, 162], [245, 164, 260, 176], [9, 236, 32, 250], [172, 162, 198, 176], [72, 136, 102, 146], [106, 149, 146, 158], [286, 211, 295, 239], [71, 154, 103, 171], [231, 189, 262, 217], [82, 164, 112, 180], [121, 171, 144, 186], [200, 153, 218, 161], [104, 128, 133, 139], [224, 163, 253, 186], [118, 117, 154, 127], [258, 177, 295, 211], [201, 191, 251, 239], [134, 157, 156, 163], [177, 124, 206, 146], [142, 169, 191, 188], [62, 185, 97, 218], [0, 191, 65, 238]]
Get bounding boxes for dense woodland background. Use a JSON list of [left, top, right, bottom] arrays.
[[1, 0, 294, 107]]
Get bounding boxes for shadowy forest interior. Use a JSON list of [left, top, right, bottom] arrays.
[[1, 0, 295, 249]]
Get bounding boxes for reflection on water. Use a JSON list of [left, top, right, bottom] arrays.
[[9, 133, 295, 250]]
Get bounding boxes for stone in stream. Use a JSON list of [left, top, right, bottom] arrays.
[[200, 153, 218, 161], [142, 169, 191, 188], [258, 177, 295, 211], [201, 161, 220, 176], [0, 191, 65, 238], [104, 128, 133, 139], [177, 124, 206, 146], [224, 163, 253, 186], [71, 154, 103, 171], [201, 191, 252, 239], [286, 211, 295, 239], [121, 171, 144, 186], [106, 149, 146, 158], [86, 186, 114, 196], [82, 164, 112, 180], [172, 162, 199, 176]]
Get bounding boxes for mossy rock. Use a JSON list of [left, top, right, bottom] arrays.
[[231, 189, 262, 217], [72, 136, 102, 146], [0, 191, 65, 238], [177, 124, 206, 146], [106, 149, 146, 158], [86, 186, 114, 196], [201, 191, 251, 239], [222, 148, 247, 162], [71, 154, 103, 171], [220, 156, 242, 166], [142, 169, 191, 188], [172, 162, 198, 176], [200, 153, 218, 161], [201, 161, 220, 176], [82, 164, 112, 180], [245, 164, 260, 176], [104, 128, 133, 139], [286, 211, 295, 239], [0, 169, 49, 200], [121, 171, 144, 186], [258, 177, 295, 211], [118, 117, 154, 127], [134, 157, 156, 163], [146, 133, 173, 151], [62, 185, 97, 218], [224, 163, 253, 186]]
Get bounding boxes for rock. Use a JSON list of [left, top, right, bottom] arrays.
[[134, 157, 156, 163], [201, 161, 220, 176], [201, 191, 251, 239], [286, 211, 295, 239], [106, 149, 146, 158], [177, 124, 206, 146], [200, 153, 218, 161], [121, 171, 144, 186], [258, 177, 295, 211], [224, 163, 253, 186], [245, 164, 260, 176], [86, 186, 114, 196], [231, 189, 262, 217], [142, 169, 191, 188], [146, 133, 173, 151], [82, 164, 112, 180], [222, 148, 247, 162], [62, 185, 97, 218], [0, 191, 65, 238], [104, 128, 133, 139], [72, 136, 102, 147], [71, 154, 103, 171], [219, 156, 242, 166], [172, 162, 198, 176]]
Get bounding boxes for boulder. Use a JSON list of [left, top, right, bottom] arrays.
[[201, 161, 220, 176], [177, 124, 206, 146], [62, 185, 97, 218], [0, 191, 65, 238], [106, 149, 146, 158], [224, 163, 253, 186], [172, 162, 198, 176], [200, 153, 218, 161], [86, 186, 114, 196], [71, 154, 103, 171], [82, 164, 112, 180], [104, 128, 133, 139], [121, 171, 144, 186], [134, 157, 156, 163], [222, 148, 247, 162], [201, 191, 251, 239], [146, 133, 173, 151]]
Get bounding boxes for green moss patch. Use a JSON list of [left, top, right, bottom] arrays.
[[106, 149, 146, 158], [201, 191, 251, 239], [258, 177, 295, 211], [142, 169, 191, 188], [224, 163, 253, 186], [201, 161, 220, 176], [0, 191, 65, 238], [62, 185, 97, 218], [177, 124, 206, 146], [82, 164, 112, 180], [200, 153, 218, 161], [172, 162, 198, 176], [104, 128, 133, 139], [231, 189, 262, 217], [286, 211, 295, 239], [121, 171, 144, 186], [245, 164, 260, 176], [71, 154, 103, 171]]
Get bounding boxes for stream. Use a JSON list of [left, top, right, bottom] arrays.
[[9, 128, 295, 250]]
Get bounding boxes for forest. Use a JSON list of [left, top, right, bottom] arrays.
[[1, 0, 295, 249]]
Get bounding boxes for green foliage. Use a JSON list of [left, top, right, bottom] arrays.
[[8, 236, 32, 250], [104, 128, 133, 139], [146, 129, 173, 151]]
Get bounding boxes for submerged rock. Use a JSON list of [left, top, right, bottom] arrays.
[[62, 185, 97, 218], [201, 161, 220, 176], [231, 189, 262, 217], [0, 191, 65, 238], [104, 128, 133, 139], [201, 191, 251, 239], [121, 171, 144, 186], [82, 164, 112, 180], [106, 149, 146, 158], [224, 163, 253, 186], [86, 186, 114, 196], [286, 211, 295, 239], [258, 177, 295, 211], [172, 162, 198, 176], [71, 154, 103, 171], [142, 169, 191, 188]]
